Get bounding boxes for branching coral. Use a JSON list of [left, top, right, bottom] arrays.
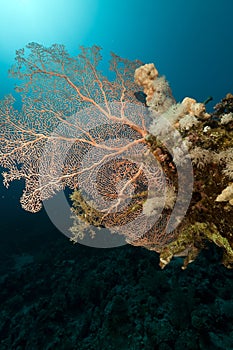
[[0, 43, 147, 213], [0, 43, 180, 249]]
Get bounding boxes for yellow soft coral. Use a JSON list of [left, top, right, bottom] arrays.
[[216, 183, 233, 206], [181, 97, 210, 120], [134, 63, 159, 102]]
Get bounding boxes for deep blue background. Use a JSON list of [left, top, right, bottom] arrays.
[[1, 0, 233, 103]]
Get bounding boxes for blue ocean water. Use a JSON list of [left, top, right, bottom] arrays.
[[0, 1, 233, 349]]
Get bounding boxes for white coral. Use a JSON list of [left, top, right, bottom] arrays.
[[220, 112, 233, 125], [147, 77, 175, 115], [189, 147, 214, 169], [216, 148, 233, 179], [179, 114, 200, 131], [215, 183, 233, 206]]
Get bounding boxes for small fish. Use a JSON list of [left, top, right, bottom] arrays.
[[203, 96, 213, 105], [134, 91, 147, 106]]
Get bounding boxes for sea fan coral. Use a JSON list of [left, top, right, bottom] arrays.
[[1, 43, 233, 268], [0, 43, 181, 249]]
